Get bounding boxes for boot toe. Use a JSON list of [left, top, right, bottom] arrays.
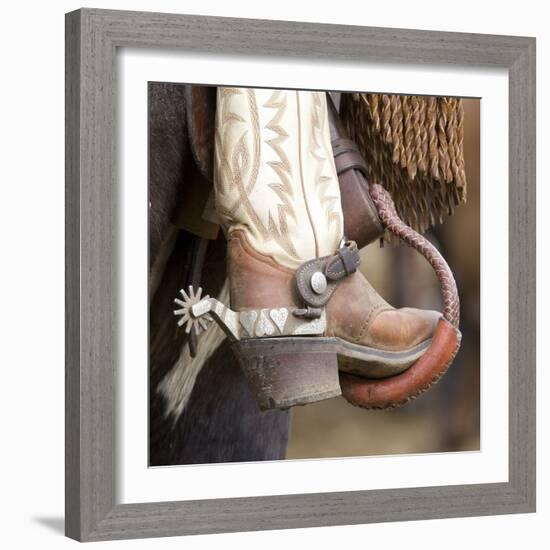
[[367, 307, 441, 352]]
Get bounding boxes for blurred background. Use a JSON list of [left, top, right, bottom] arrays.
[[287, 98, 480, 458]]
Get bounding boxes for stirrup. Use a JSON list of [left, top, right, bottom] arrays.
[[338, 183, 461, 409]]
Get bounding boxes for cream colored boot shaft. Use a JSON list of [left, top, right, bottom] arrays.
[[214, 87, 344, 269]]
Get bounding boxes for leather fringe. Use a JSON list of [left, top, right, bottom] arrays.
[[339, 93, 467, 235]]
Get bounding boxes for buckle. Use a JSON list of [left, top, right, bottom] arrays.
[[295, 239, 360, 308]]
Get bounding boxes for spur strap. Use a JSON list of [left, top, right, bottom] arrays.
[[295, 240, 360, 309]]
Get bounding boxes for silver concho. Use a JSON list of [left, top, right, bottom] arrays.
[[310, 271, 327, 295]]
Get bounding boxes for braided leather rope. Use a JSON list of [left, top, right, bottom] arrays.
[[368, 183, 460, 328]]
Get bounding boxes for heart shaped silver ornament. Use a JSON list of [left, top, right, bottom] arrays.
[[255, 310, 275, 337], [239, 310, 258, 337], [269, 308, 288, 333]]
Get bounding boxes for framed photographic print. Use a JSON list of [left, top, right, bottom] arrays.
[[65, 8, 535, 542]]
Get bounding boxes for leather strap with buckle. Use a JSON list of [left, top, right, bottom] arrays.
[[295, 240, 361, 310]]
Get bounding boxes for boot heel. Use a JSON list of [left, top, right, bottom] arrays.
[[232, 337, 341, 410]]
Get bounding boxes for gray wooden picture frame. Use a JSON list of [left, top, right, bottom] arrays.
[[65, 7, 536, 542]]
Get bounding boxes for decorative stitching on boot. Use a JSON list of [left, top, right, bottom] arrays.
[[357, 304, 391, 344], [309, 91, 343, 241]]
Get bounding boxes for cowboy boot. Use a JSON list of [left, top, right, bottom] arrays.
[[175, 87, 445, 410]]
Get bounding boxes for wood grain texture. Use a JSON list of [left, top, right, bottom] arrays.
[[65, 7, 536, 541], [508, 40, 536, 510], [65, 10, 81, 540]]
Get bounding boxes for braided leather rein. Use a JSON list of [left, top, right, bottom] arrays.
[[368, 183, 460, 328]]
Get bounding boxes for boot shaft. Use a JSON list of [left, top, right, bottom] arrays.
[[214, 87, 344, 270]]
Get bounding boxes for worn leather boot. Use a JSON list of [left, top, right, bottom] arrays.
[[175, 87, 448, 410]]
